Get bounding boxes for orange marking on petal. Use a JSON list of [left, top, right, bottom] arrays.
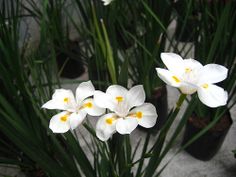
[[64, 97, 69, 103], [185, 67, 192, 73], [85, 102, 93, 108], [116, 96, 123, 102], [136, 112, 143, 119], [60, 115, 68, 122], [202, 83, 209, 89], [106, 118, 114, 125], [172, 76, 180, 83]]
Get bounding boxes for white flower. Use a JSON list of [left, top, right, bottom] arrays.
[[156, 53, 228, 108], [94, 85, 158, 141], [42, 81, 105, 133], [101, 0, 113, 6]]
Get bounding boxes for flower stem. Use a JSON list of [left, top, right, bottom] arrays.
[[176, 94, 187, 109], [143, 93, 187, 177]]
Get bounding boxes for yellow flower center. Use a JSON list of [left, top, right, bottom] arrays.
[[136, 112, 143, 119], [116, 96, 124, 102], [185, 67, 192, 73], [106, 118, 114, 125], [172, 76, 180, 83], [60, 115, 68, 122], [84, 102, 93, 108], [78, 102, 93, 110], [64, 97, 69, 103], [128, 112, 143, 119], [202, 83, 209, 89]]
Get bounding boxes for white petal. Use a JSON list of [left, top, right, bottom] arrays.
[[94, 91, 116, 111], [129, 103, 158, 128], [42, 89, 76, 111], [114, 102, 130, 118], [179, 82, 198, 94], [76, 81, 95, 104], [69, 111, 87, 130], [197, 84, 228, 108], [127, 85, 145, 109], [49, 111, 70, 133], [198, 64, 228, 84], [106, 85, 128, 101], [160, 53, 185, 74], [81, 98, 106, 116], [156, 68, 182, 87], [116, 118, 138, 134], [42, 100, 57, 109], [182, 59, 203, 70], [104, 85, 130, 116], [101, 0, 113, 5], [96, 113, 117, 141]]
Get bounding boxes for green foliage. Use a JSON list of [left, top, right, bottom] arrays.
[[0, 0, 235, 177], [0, 1, 93, 176]]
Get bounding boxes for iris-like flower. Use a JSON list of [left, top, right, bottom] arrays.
[[94, 85, 158, 141], [156, 53, 228, 108], [42, 81, 105, 133], [101, 0, 113, 6]]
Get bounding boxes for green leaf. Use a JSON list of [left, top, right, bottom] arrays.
[[65, 133, 95, 177], [118, 57, 129, 87], [100, 19, 117, 84], [141, 0, 166, 32]]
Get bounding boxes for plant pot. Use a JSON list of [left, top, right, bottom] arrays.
[[140, 86, 168, 133], [182, 111, 232, 161], [57, 41, 85, 79]]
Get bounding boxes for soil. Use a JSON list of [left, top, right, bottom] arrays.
[[188, 112, 232, 132]]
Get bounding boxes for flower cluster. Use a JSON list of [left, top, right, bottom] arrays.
[[42, 81, 105, 133], [42, 81, 158, 141], [94, 85, 157, 141], [42, 52, 228, 141], [156, 53, 228, 108]]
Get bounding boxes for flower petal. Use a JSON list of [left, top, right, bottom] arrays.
[[42, 89, 76, 111], [197, 84, 228, 108], [81, 98, 106, 116], [101, 0, 113, 6], [129, 103, 158, 128], [160, 53, 185, 74], [156, 68, 182, 87], [49, 111, 71, 133], [182, 59, 203, 71], [198, 64, 228, 84], [96, 113, 117, 141], [94, 91, 116, 111], [69, 111, 87, 130], [106, 85, 128, 102], [126, 85, 145, 109], [179, 82, 197, 94], [76, 81, 95, 104], [116, 118, 138, 134]]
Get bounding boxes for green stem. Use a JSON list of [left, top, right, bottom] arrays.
[[158, 93, 187, 135], [176, 94, 187, 109], [144, 93, 186, 177]]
